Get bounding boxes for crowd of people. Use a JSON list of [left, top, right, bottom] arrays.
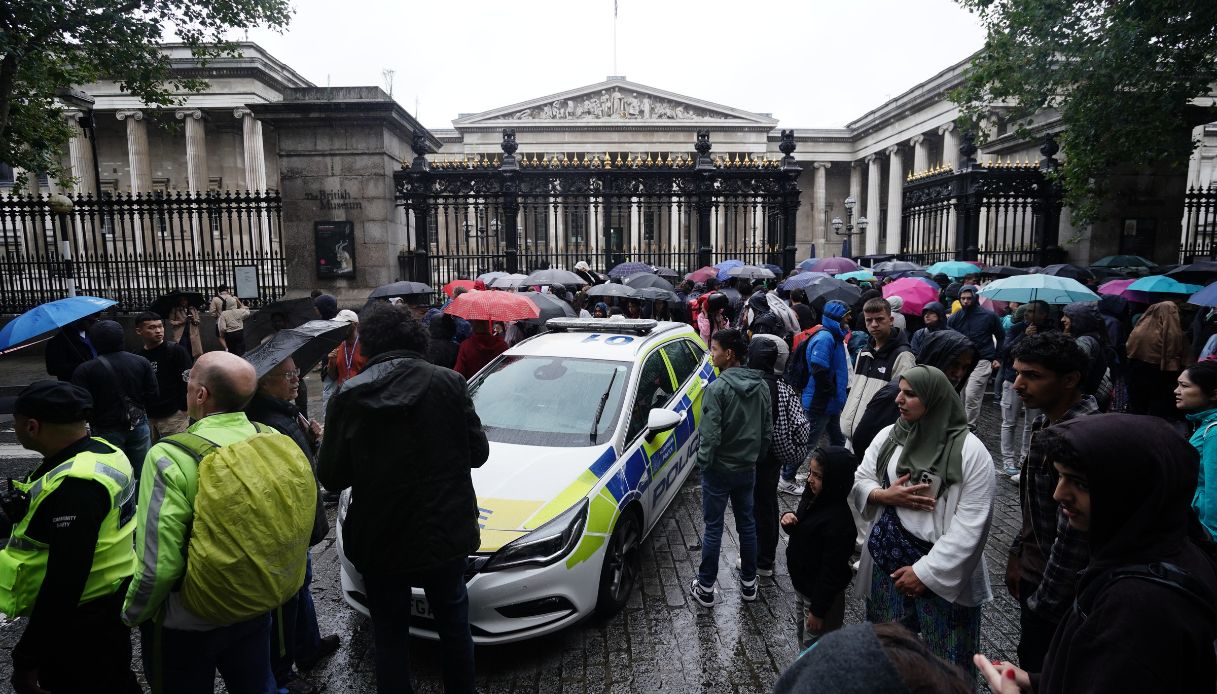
[[5, 261, 1217, 693]]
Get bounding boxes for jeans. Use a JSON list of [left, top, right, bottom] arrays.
[[272, 556, 322, 683], [782, 411, 844, 481], [753, 456, 781, 570], [964, 358, 995, 428], [697, 467, 758, 588], [999, 380, 1038, 469], [140, 613, 276, 694], [363, 557, 475, 694], [95, 417, 151, 480]]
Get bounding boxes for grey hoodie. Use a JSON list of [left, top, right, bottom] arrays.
[[696, 366, 772, 474]]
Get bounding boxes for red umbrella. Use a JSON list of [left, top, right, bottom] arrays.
[[685, 266, 717, 283], [443, 290, 540, 322], [443, 279, 477, 297], [882, 277, 940, 315]]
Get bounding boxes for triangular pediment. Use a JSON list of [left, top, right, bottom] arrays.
[[453, 78, 778, 128]]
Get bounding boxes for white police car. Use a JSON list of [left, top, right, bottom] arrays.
[[336, 318, 714, 643]]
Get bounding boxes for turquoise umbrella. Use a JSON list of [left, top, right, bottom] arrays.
[[1127, 275, 1203, 295], [835, 270, 877, 282], [977, 274, 1099, 305], [926, 260, 983, 279]]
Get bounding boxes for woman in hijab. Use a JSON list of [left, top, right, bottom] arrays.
[[1125, 300, 1190, 419], [851, 364, 996, 676], [592, 302, 609, 319], [886, 295, 907, 331]]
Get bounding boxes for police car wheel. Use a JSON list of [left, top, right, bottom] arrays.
[[595, 508, 642, 617]]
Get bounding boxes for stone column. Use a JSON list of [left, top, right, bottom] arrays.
[[865, 155, 881, 256], [235, 107, 270, 252], [116, 110, 151, 194], [65, 111, 96, 196], [939, 123, 960, 169], [812, 162, 830, 256], [885, 146, 904, 255], [911, 134, 929, 175], [175, 109, 208, 192]]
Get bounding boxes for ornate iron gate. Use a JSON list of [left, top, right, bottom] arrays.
[[900, 134, 1065, 267], [393, 130, 802, 288], [1179, 184, 1217, 262]]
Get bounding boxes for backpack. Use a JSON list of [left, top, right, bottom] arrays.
[[161, 424, 316, 625], [1075, 561, 1217, 625], [784, 325, 823, 391], [1077, 335, 1117, 411]]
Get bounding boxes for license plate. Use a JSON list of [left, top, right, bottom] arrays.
[[410, 595, 433, 619]]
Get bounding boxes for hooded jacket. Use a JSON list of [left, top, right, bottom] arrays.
[[946, 286, 1003, 360], [909, 301, 946, 354], [840, 326, 915, 442], [317, 350, 489, 575], [801, 315, 850, 415], [785, 447, 859, 614], [71, 320, 158, 430], [1097, 295, 1128, 361], [696, 366, 772, 475], [850, 330, 974, 457], [1038, 414, 1217, 694], [1188, 407, 1217, 541]]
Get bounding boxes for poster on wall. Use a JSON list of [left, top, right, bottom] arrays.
[[315, 221, 356, 278], [234, 265, 259, 299]]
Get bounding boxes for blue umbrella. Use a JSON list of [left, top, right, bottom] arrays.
[[1189, 282, 1217, 308], [761, 263, 784, 277], [714, 259, 745, 281], [977, 275, 1099, 305], [0, 295, 117, 351], [607, 262, 653, 279], [780, 272, 831, 291], [797, 258, 818, 272], [1127, 275, 1203, 295], [926, 260, 983, 279]]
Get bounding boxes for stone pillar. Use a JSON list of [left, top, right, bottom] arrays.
[[865, 155, 881, 256], [911, 134, 929, 175], [234, 107, 268, 192], [116, 110, 151, 194], [812, 162, 830, 256], [175, 109, 208, 192], [65, 111, 96, 196], [885, 146, 904, 255], [939, 123, 959, 169]]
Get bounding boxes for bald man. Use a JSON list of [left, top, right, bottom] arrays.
[[123, 351, 284, 693]]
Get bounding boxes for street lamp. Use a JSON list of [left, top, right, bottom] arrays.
[[831, 195, 868, 259]]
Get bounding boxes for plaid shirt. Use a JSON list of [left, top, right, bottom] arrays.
[[1009, 395, 1099, 622]]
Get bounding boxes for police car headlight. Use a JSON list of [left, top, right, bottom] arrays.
[[483, 498, 588, 572]]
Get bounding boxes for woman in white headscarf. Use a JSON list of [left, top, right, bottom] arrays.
[[887, 295, 907, 331]]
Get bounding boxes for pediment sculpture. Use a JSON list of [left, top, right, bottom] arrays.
[[507, 88, 728, 121]]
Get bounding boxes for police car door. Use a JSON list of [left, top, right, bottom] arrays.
[[621, 348, 678, 527]]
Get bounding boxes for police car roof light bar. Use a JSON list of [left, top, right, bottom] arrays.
[[545, 318, 661, 335]]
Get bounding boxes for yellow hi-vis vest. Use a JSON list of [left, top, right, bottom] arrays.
[[0, 439, 137, 617]]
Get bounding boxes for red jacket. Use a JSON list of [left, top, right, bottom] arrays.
[[454, 334, 508, 379]]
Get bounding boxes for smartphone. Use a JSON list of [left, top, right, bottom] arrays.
[[915, 470, 943, 499]]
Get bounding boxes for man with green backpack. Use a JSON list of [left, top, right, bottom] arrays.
[[123, 351, 318, 694]]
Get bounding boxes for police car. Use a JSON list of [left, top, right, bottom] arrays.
[[336, 318, 714, 643]]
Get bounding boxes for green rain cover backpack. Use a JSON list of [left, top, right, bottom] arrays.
[[161, 424, 315, 625]]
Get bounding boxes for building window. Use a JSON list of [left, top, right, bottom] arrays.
[[565, 207, 586, 246]]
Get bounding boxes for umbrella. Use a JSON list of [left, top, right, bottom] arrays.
[[726, 265, 777, 280], [872, 260, 922, 274], [623, 273, 675, 291], [443, 279, 477, 297], [652, 266, 680, 279], [796, 258, 818, 272], [977, 274, 1099, 304], [587, 283, 639, 300], [810, 257, 860, 275], [835, 270, 877, 282], [779, 271, 831, 291], [684, 266, 718, 283], [802, 278, 863, 307], [1167, 261, 1217, 285], [608, 262, 654, 279], [477, 271, 509, 284], [887, 269, 933, 281], [1040, 264, 1095, 284], [149, 290, 205, 319], [761, 263, 784, 277], [369, 281, 434, 300], [244, 297, 321, 347], [491, 273, 530, 289], [242, 319, 350, 380], [1098, 278, 1154, 304], [925, 260, 983, 279], [518, 291, 577, 324], [443, 290, 540, 322], [985, 266, 1029, 278], [1189, 282, 1217, 308], [0, 295, 116, 352], [715, 259, 745, 281], [882, 277, 940, 315], [1127, 275, 1203, 295], [633, 286, 681, 303], [522, 268, 587, 287], [1092, 255, 1156, 269]]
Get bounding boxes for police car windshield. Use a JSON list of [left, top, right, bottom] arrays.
[[468, 356, 631, 447]]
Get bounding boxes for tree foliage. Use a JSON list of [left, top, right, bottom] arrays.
[[0, 0, 292, 189], [951, 0, 1217, 226]]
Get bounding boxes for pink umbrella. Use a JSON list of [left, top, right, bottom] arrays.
[[1099, 278, 1154, 304], [882, 277, 939, 315], [685, 266, 717, 283], [810, 257, 860, 275], [443, 290, 540, 322]]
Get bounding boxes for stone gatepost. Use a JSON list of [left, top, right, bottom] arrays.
[[251, 87, 439, 306]]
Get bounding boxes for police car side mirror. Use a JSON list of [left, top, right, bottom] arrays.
[[645, 409, 681, 442]]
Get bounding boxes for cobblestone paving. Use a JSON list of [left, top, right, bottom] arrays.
[[0, 365, 1025, 692]]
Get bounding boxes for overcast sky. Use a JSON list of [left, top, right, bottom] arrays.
[[243, 0, 987, 131]]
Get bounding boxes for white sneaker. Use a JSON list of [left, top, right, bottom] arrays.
[[1010, 473, 1021, 484], [777, 479, 805, 496], [736, 557, 774, 577], [795, 471, 809, 483]]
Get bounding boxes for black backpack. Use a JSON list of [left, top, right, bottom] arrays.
[[783, 331, 816, 391], [1075, 561, 1217, 624]]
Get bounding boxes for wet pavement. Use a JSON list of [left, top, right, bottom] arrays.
[[0, 360, 1024, 692]]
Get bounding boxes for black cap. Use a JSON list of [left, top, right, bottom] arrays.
[[0, 380, 93, 423]]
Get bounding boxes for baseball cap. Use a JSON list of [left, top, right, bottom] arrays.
[[335, 309, 359, 324], [0, 380, 93, 423]]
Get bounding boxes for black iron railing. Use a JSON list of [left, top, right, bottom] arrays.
[[1179, 185, 1217, 263]]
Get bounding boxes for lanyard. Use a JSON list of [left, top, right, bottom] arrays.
[[343, 335, 359, 375]]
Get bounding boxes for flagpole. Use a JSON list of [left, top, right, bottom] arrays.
[[613, 0, 618, 75]]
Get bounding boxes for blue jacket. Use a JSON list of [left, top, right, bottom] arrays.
[[947, 303, 1004, 360], [801, 317, 848, 415], [1188, 408, 1217, 541]]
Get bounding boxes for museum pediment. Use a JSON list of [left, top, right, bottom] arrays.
[[453, 78, 778, 128]]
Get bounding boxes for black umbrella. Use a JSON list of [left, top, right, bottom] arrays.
[[1041, 264, 1095, 283], [243, 319, 351, 380], [872, 260, 922, 274], [1167, 261, 1217, 284], [887, 269, 933, 280], [586, 283, 639, 299], [518, 291, 577, 324], [522, 269, 587, 286], [149, 290, 205, 320], [623, 273, 676, 291], [802, 278, 863, 307], [985, 266, 1029, 278], [368, 281, 434, 300], [633, 286, 681, 303], [652, 266, 680, 279], [244, 297, 320, 347]]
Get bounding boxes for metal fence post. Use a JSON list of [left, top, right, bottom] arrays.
[[1037, 134, 1064, 266], [405, 133, 433, 284], [779, 130, 802, 273], [954, 132, 982, 261], [694, 129, 715, 269], [500, 129, 521, 274]]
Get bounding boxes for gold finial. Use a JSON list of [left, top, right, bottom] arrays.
[[645, 152, 653, 168], [615, 153, 624, 167]]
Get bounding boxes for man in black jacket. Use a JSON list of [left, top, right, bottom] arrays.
[[947, 285, 1004, 429], [43, 315, 98, 381], [318, 302, 488, 694], [133, 311, 193, 441], [71, 320, 157, 476]]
